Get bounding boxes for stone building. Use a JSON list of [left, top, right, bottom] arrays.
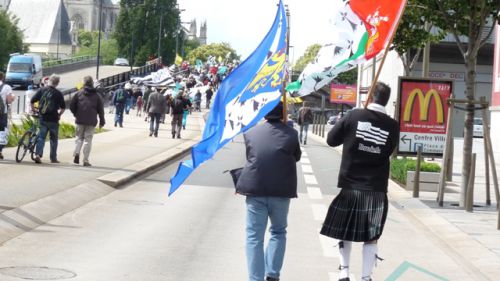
[[185, 19, 207, 45], [64, 0, 119, 37]]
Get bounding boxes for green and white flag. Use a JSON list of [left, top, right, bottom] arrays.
[[289, 0, 406, 97]]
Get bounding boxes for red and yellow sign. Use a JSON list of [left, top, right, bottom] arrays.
[[399, 79, 452, 134], [330, 84, 357, 104], [398, 78, 453, 156]]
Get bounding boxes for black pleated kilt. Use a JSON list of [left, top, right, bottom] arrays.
[[320, 189, 388, 242]]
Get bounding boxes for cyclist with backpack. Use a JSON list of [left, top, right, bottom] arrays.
[[113, 85, 128, 127], [30, 74, 66, 164], [297, 102, 314, 145]]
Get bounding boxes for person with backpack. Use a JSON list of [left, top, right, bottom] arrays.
[[70, 76, 105, 167], [0, 71, 15, 160], [30, 74, 66, 164], [113, 85, 128, 127], [297, 102, 314, 145], [170, 91, 191, 139]]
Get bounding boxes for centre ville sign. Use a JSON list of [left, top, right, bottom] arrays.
[[397, 77, 453, 156]]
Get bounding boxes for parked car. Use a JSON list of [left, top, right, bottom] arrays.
[[473, 117, 483, 138], [114, 58, 130, 66], [5, 53, 43, 88]]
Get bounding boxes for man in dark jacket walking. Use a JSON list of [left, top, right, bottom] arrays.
[[146, 87, 167, 137], [320, 82, 399, 281], [297, 102, 313, 145], [170, 91, 190, 139], [236, 103, 301, 281], [70, 76, 105, 166], [205, 86, 213, 109], [30, 74, 66, 164]]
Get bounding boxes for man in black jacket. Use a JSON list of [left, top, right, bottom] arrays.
[[236, 103, 301, 281], [70, 76, 105, 166], [320, 82, 399, 281]]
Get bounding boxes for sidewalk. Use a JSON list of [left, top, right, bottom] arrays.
[[308, 130, 500, 280], [0, 108, 203, 244]]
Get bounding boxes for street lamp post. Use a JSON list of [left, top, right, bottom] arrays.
[[96, 0, 103, 80]]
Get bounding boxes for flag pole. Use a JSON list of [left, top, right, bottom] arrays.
[[282, 3, 290, 123], [363, 0, 408, 108]]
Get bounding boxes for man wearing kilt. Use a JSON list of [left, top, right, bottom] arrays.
[[320, 82, 399, 281]]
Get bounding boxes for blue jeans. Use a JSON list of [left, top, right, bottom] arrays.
[[149, 113, 161, 135], [35, 120, 59, 161], [299, 123, 310, 143], [115, 103, 125, 126], [246, 196, 290, 281]]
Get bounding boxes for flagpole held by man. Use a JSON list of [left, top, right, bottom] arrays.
[[169, 0, 288, 195]]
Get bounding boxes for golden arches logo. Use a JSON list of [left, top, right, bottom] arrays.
[[403, 89, 444, 124]]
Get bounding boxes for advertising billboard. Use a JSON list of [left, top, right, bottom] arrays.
[[397, 77, 453, 156], [330, 84, 357, 104]]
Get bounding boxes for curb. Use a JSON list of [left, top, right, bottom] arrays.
[[308, 131, 500, 280], [0, 114, 206, 245]]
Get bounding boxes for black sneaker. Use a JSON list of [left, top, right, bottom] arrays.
[[83, 162, 92, 167], [50, 159, 60, 164], [266, 277, 279, 281], [73, 154, 80, 164], [0, 152, 3, 160], [172, 133, 175, 138], [34, 155, 42, 164], [339, 278, 350, 281]]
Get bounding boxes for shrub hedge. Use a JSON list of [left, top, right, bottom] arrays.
[[390, 158, 441, 185]]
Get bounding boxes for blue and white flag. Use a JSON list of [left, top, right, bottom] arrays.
[[169, 1, 288, 195]]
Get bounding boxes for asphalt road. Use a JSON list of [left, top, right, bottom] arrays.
[[0, 130, 483, 280]]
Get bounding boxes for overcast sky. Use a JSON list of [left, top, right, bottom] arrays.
[[176, 0, 340, 62]]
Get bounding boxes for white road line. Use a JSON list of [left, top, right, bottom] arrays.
[[307, 187, 323, 199], [329, 272, 357, 281], [302, 151, 308, 157], [318, 230, 338, 258], [303, 174, 318, 185], [301, 158, 310, 164], [311, 204, 327, 221], [301, 164, 313, 174]]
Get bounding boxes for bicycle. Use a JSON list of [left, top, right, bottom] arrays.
[[16, 113, 40, 163]]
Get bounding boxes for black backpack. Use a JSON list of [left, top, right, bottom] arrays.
[[39, 87, 58, 115]]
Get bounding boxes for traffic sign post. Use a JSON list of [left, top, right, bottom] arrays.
[[397, 77, 453, 157]]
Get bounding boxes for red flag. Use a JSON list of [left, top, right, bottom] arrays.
[[349, 0, 407, 59]]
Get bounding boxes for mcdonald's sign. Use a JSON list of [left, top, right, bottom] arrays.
[[403, 89, 444, 124], [397, 78, 453, 156]]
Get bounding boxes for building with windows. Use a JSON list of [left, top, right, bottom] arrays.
[[185, 19, 207, 45]]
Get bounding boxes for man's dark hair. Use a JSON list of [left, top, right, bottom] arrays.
[[265, 102, 284, 121], [372, 82, 391, 106]]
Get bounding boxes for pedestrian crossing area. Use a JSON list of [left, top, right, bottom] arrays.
[[299, 149, 359, 281]]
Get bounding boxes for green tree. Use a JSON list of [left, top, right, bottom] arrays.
[[392, 0, 445, 75], [430, 0, 499, 205], [75, 30, 119, 65], [0, 11, 28, 71], [186, 43, 239, 65], [334, 68, 358, 85], [293, 44, 321, 75], [114, 0, 181, 66], [182, 38, 201, 60]]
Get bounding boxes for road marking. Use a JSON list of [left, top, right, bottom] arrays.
[[318, 229, 338, 258], [301, 158, 310, 164], [307, 187, 323, 199], [302, 151, 308, 157], [329, 272, 357, 281], [386, 261, 449, 281], [301, 164, 313, 174], [304, 174, 318, 185], [311, 204, 327, 221]]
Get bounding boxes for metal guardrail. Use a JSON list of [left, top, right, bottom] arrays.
[[61, 63, 160, 100], [42, 56, 97, 68]]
